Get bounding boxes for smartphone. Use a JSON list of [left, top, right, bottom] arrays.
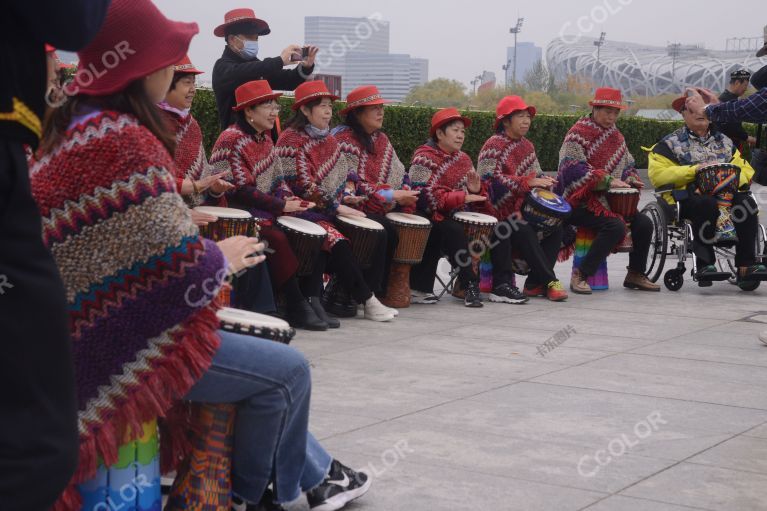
[[290, 47, 309, 62]]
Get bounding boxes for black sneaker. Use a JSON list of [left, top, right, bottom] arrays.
[[464, 281, 483, 308], [306, 460, 371, 511], [489, 283, 529, 304]]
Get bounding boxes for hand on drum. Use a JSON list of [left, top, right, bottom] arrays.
[[284, 198, 316, 214], [528, 176, 556, 189], [337, 204, 366, 217], [191, 209, 218, 227], [393, 189, 420, 207], [343, 195, 367, 206], [197, 172, 234, 194], [610, 179, 632, 189], [465, 194, 487, 204], [466, 170, 482, 194], [217, 236, 266, 274]]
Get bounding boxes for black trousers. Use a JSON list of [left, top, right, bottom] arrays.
[[301, 242, 374, 303], [491, 222, 563, 288], [679, 193, 760, 267], [364, 213, 399, 296], [568, 206, 652, 277], [0, 141, 78, 509]]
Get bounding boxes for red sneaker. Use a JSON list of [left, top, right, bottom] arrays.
[[524, 285, 546, 298], [546, 281, 568, 302]]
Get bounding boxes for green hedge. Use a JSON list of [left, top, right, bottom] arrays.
[[191, 88, 684, 170]]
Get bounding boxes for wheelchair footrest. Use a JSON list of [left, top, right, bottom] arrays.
[[740, 272, 767, 282], [697, 271, 733, 282]]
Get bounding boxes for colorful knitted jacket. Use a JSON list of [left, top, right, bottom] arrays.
[[273, 127, 350, 221], [555, 116, 642, 218], [477, 133, 544, 220], [159, 105, 210, 203], [30, 110, 226, 510], [334, 125, 413, 215], [209, 123, 286, 221], [408, 141, 492, 222]]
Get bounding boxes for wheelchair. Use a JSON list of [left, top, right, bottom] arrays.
[[641, 186, 767, 292]]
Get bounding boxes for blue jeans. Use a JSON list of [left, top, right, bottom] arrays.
[[184, 330, 332, 503]]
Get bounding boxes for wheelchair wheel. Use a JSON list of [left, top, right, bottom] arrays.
[[641, 202, 668, 283], [664, 269, 684, 291]]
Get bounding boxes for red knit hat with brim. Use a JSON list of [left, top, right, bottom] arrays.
[[430, 107, 472, 137], [173, 55, 204, 75], [494, 95, 536, 130], [292, 81, 339, 111], [233, 80, 283, 111], [671, 95, 688, 113], [214, 8, 271, 38], [45, 44, 56, 53], [589, 87, 628, 110], [71, 0, 198, 97], [340, 85, 392, 116]]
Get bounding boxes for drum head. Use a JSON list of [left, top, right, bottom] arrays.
[[277, 216, 328, 236], [337, 215, 385, 230], [453, 211, 497, 225], [385, 212, 431, 226], [607, 188, 640, 195], [698, 163, 740, 173], [217, 307, 291, 331], [194, 206, 252, 219], [529, 189, 572, 214]]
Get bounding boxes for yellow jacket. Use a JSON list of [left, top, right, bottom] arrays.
[[647, 146, 755, 205]]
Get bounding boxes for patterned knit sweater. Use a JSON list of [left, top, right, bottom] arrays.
[[160, 107, 210, 201], [30, 111, 226, 510], [408, 141, 492, 222], [209, 123, 285, 221], [478, 133, 544, 220], [334, 126, 413, 215], [273, 127, 350, 220], [555, 116, 642, 218]]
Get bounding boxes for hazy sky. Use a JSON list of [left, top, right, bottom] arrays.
[[154, 0, 766, 90]]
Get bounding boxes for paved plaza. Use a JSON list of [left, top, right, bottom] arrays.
[[294, 188, 767, 511]]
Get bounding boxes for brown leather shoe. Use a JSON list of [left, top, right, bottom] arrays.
[[570, 269, 593, 295], [623, 270, 661, 292]]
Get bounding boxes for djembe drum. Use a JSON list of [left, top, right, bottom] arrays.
[[380, 213, 433, 308], [166, 311, 296, 511], [696, 163, 741, 244], [276, 216, 328, 277], [522, 188, 572, 239], [334, 215, 386, 270], [607, 188, 641, 253], [451, 212, 498, 298]]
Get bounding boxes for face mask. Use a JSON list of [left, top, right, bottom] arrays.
[[238, 38, 259, 60]]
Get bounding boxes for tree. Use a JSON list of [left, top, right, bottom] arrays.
[[523, 59, 550, 92], [404, 78, 469, 108]]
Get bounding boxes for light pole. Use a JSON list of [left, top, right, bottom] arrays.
[[510, 17, 524, 85], [502, 59, 512, 88], [668, 42, 681, 89], [471, 74, 482, 95], [594, 32, 606, 84]]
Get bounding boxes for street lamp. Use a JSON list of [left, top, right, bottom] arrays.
[[471, 74, 482, 95], [594, 32, 606, 84], [502, 59, 512, 88], [668, 42, 682, 89], [510, 17, 525, 85]]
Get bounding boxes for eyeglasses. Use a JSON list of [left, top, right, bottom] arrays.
[[257, 102, 281, 112]]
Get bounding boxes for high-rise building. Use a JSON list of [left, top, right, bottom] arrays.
[[305, 16, 428, 101], [506, 42, 543, 85]]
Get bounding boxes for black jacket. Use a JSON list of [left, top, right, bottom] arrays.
[[212, 46, 314, 129], [1, 2, 110, 510], [717, 90, 750, 146]]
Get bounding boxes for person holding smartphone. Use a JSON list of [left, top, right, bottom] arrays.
[[212, 8, 319, 129]]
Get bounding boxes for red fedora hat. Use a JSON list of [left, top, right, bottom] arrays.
[[671, 95, 688, 113], [173, 55, 204, 75], [430, 108, 472, 137], [589, 87, 628, 110], [214, 8, 271, 38], [233, 80, 283, 111], [340, 85, 392, 116], [72, 0, 198, 97], [291, 80, 339, 111], [494, 95, 536, 130]]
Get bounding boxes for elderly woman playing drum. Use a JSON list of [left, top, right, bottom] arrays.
[[648, 95, 766, 287], [478, 96, 569, 302], [273, 80, 397, 322], [408, 108, 528, 307], [30, 3, 370, 509]]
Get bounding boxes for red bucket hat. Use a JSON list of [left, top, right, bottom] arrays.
[[494, 96, 537, 130], [214, 8, 271, 38], [589, 87, 628, 110], [671, 95, 688, 113], [233, 80, 283, 111], [340, 85, 392, 116], [291, 81, 339, 111], [72, 0, 198, 97], [173, 55, 204, 75], [430, 108, 472, 137]]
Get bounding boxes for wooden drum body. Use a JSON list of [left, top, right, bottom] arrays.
[[381, 213, 433, 308], [276, 216, 328, 277], [335, 215, 385, 270], [606, 188, 640, 253]]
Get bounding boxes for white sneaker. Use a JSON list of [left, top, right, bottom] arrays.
[[760, 330, 767, 346], [364, 296, 395, 322]]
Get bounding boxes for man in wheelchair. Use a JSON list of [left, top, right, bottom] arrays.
[[648, 95, 767, 288]]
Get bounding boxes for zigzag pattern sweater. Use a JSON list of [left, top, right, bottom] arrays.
[[160, 107, 209, 201], [478, 133, 543, 220], [209, 124, 285, 220], [30, 111, 225, 510], [555, 116, 642, 218]]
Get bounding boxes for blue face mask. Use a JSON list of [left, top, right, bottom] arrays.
[[238, 38, 259, 60]]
